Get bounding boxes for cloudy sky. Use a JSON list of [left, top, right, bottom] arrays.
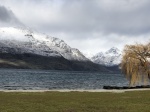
[[0, 0, 150, 56]]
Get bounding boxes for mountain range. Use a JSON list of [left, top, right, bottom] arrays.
[[0, 27, 89, 61], [0, 27, 112, 72]]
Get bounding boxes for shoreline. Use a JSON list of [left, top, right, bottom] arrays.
[[0, 88, 150, 93]]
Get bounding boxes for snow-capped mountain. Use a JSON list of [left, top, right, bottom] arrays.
[[0, 27, 88, 61], [91, 47, 122, 66]]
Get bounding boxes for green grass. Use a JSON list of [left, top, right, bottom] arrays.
[[0, 91, 150, 112]]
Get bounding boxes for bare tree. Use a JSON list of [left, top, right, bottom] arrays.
[[121, 43, 150, 86]]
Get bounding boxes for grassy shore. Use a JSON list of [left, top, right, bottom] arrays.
[[0, 90, 150, 112]]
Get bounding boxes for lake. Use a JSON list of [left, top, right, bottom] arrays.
[[0, 69, 129, 90]]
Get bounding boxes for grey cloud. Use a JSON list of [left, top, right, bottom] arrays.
[[0, 5, 24, 27], [35, 0, 150, 36], [1, 0, 150, 36]]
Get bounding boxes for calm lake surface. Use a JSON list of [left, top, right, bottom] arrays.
[[0, 69, 129, 90]]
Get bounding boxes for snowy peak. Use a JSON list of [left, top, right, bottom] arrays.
[[0, 27, 88, 61], [105, 47, 120, 55], [91, 47, 122, 66]]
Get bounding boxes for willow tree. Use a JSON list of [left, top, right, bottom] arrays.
[[121, 43, 150, 86]]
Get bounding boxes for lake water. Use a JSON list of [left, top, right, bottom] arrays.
[[0, 69, 129, 90]]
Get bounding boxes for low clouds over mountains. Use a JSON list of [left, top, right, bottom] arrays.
[[0, 5, 23, 27]]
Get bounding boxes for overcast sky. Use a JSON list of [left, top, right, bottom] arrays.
[[0, 0, 150, 56]]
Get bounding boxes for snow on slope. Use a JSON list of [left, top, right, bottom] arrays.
[[91, 47, 122, 66], [0, 27, 88, 61]]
